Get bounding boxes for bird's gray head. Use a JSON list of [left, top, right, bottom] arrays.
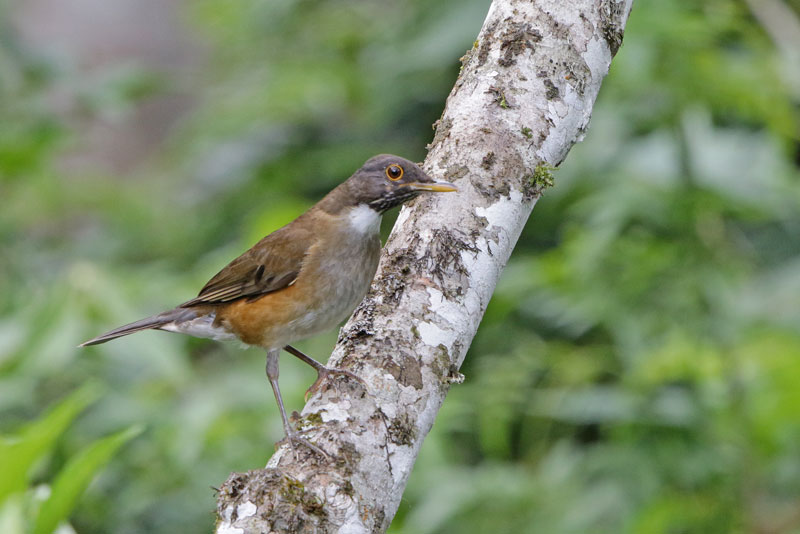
[[338, 154, 457, 214]]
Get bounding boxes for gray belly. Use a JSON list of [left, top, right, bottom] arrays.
[[281, 233, 381, 343]]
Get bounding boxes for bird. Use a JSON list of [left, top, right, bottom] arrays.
[[80, 154, 457, 456]]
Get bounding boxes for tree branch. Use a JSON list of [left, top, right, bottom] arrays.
[[214, 0, 634, 532]]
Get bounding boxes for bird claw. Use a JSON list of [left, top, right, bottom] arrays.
[[305, 366, 367, 402]]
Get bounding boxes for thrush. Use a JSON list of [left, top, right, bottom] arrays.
[[80, 154, 457, 456]]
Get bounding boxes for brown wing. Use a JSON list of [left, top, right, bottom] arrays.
[[180, 225, 313, 307]]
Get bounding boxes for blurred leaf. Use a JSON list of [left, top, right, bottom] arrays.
[[32, 425, 142, 534], [0, 494, 25, 534], [0, 384, 100, 504]]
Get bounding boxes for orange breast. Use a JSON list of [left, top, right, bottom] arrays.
[[211, 209, 381, 348], [214, 283, 311, 346]]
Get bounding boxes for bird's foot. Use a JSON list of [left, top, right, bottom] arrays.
[[305, 366, 367, 402], [277, 431, 330, 461]]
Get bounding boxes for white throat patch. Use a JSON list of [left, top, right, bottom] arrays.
[[347, 204, 382, 235]]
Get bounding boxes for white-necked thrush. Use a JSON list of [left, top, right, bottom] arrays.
[[81, 154, 457, 455]]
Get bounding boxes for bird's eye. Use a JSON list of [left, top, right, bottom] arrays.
[[386, 164, 404, 181]]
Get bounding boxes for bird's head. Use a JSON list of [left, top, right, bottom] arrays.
[[342, 154, 458, 214]]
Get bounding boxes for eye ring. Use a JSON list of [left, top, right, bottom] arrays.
[[385, 164, 404, 181]]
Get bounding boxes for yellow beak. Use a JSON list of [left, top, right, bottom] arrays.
[[407, 181, 458, 193]]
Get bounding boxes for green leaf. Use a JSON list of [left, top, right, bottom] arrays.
[[32, 424, 143, 534], [0, 384, 101, 504]]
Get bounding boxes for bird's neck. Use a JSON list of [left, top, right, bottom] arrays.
[[310, 181, 382, 235], [345, 204, 382, 235]]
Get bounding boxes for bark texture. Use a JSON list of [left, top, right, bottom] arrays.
[[215, 1, 634, 532]]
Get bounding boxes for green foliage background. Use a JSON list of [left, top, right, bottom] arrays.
[[2, 0, 800, 532]]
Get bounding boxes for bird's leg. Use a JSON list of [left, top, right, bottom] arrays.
[[283, 345, 366, 401], [265, 348, 328, 459]]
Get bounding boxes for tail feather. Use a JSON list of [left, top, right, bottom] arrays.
[[79, 308, 197, 347]]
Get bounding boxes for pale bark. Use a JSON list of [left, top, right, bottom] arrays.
[[215, 0, 634, 532]]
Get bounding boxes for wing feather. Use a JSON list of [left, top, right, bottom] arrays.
[[180, 224, 312, 307]]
